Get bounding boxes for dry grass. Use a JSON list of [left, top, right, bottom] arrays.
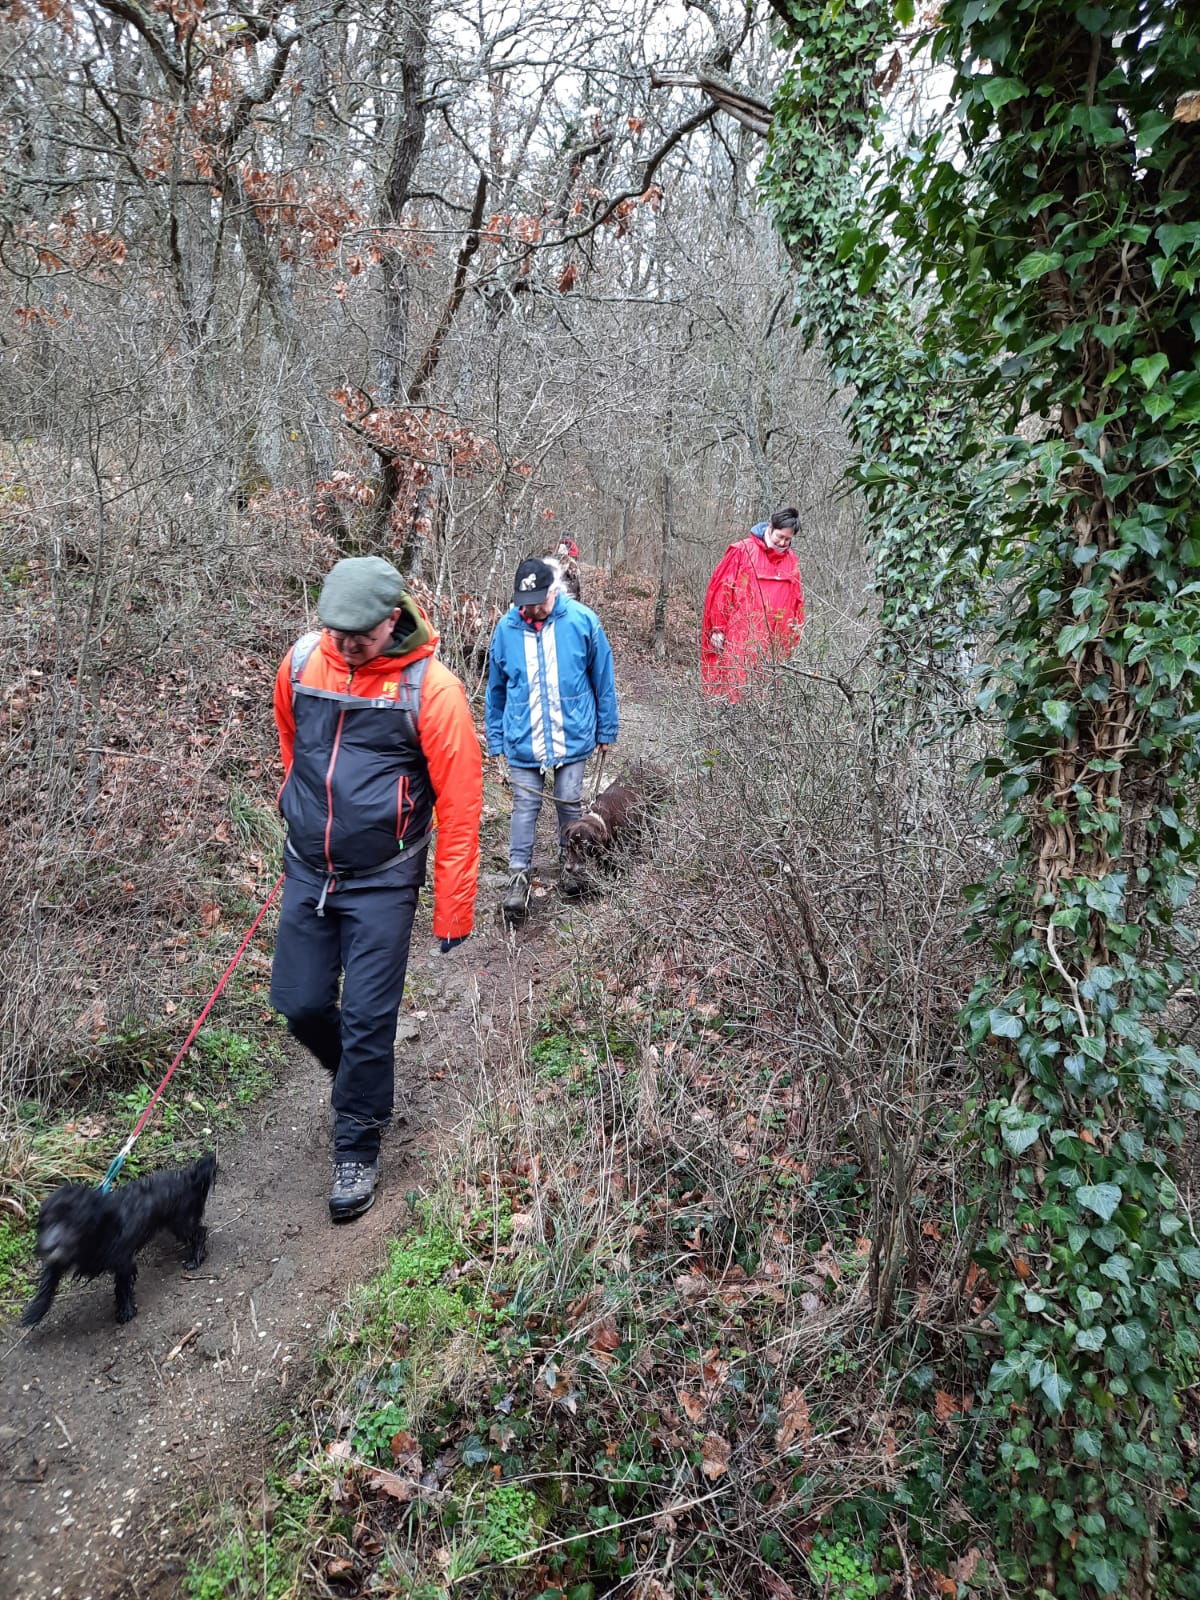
[[187, 631, 1003, 1599]]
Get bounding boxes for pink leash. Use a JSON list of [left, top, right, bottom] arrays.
[[99, 875, 284, 1191]]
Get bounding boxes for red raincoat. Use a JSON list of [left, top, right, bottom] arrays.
[[700, 530, 805, 701]]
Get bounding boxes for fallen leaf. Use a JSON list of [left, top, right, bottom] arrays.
[[934, 1389, 961, 1422], [700, 1432, 731, 1481], [761, 1569, 798, 1599], [368, 1469, 417, 1503], [590, 1316, 621, 1355], [775, 1388, 812, 1451], [950, 1545, 983, 1585], [679, 1389, 706, 1424], [390, 1430, 422, 1476]]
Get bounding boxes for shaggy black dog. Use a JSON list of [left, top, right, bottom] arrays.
[[22, 1152, 217, 1327]]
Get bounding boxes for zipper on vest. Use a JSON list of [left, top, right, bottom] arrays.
[[323, 669, 351, 873]]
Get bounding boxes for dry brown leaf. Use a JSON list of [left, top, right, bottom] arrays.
[[774, 1388, 812, 1451], [389, 1429, 422, 1476], [1173, 89, 1200, 122], [950, 1545, 983, 1585], [761, 1568, 798, 1600], [934, 1389, 960, 1423], [590, 1316, 621, 1354], [700, 1432, 731, 1481], [368, 1469, 417, 1503], [679, 1389, 706, 1424]]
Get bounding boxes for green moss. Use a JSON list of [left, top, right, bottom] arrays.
[[0, 1214, 34, 1315]]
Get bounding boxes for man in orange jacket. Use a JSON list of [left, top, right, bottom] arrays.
[[271, 556, 482, 1221]]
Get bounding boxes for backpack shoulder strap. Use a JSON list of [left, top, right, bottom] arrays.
[[290, 630, 322, 686], [394, 654, 430, 729]]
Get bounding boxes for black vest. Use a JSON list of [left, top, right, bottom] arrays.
[[279, 633, 434, 884]]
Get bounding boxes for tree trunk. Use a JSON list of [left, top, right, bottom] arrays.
[[652, 464, 673, 662]]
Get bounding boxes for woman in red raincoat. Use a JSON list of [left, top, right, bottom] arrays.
[[701, 507, 805, 701]]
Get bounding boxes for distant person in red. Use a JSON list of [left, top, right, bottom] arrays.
[[701, 507, 805, 701]]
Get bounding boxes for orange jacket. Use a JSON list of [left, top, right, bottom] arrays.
[[274, 623, 482, 940]]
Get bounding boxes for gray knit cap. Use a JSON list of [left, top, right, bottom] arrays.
[[318, 556, 407, 632]]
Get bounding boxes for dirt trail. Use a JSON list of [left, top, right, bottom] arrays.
[[0, 918, 551, 1600], [0, 647, 678, 1600]]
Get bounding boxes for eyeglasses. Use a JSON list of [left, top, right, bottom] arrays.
[[323, 617, 388, 643]]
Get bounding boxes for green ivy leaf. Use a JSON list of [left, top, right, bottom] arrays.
[[1042, 698, 1072, 733], [1039, 1371, 1072, 1414], [983, 76, 1028, 110], [1131, 353, 1169, 390], [1016, 249, 1063, 283], [989, 1008, 1024, 1039], [1082, 1555, 1122, 1596], [998, 1105, 1043, 1155], [1178, 1246, 1200, 1279], [1075, 1183, 1122, 1222]]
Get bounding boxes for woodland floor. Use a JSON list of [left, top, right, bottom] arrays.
[[0, 623, 680, 1600]]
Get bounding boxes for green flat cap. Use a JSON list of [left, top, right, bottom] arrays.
[[318, 556, 407, 632]]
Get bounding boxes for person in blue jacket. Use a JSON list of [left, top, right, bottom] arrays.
[[487, 556, 619, 922]]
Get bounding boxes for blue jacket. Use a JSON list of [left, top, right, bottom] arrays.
[[486, 595, 619, 768]]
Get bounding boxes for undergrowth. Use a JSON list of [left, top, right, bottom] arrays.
[[179, 669, 1011, 1598]]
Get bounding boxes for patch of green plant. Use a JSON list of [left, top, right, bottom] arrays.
[[531, 1032, 580, 1081], [479, 1482, 539, 1563], [184, 1526, 291, 1600], [807, 1532, 879, 1600], [185, 1474, 321, 1600], [227, 787, 284, 855], [0, 1214, 34, 1315], [353, 1398, 408, 1463], [350, 1220, 483, 1360]]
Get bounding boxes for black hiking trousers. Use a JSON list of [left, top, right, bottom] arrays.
[[270, 871, 420, 1162]]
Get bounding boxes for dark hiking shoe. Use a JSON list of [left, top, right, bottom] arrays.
[[502, 869, 532, 924], [329, 1159, 379, 1222], [558, 861, 589, 899]]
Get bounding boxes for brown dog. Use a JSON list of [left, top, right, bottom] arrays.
[[563, 762, 668, 876]]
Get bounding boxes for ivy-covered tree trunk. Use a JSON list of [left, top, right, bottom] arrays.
[[765, 2, 1200, 1595]]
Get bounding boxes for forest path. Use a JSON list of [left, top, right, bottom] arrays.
[[0, 920, 543, 1600], [0, 641, 682, 1600]]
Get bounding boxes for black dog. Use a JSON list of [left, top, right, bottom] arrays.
[[22, 1152, 217, 1327]]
